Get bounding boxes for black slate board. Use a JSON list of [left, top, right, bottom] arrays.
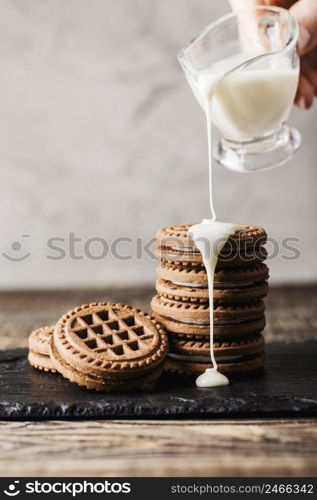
[[0, 341, 316, 419]]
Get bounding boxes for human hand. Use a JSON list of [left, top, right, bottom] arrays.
[[229, 0, 317, 108], [265, 0, 317, 108]]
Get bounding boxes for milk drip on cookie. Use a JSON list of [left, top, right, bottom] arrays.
[[189, 221, 243, 387], [188, 63, 244, 388]]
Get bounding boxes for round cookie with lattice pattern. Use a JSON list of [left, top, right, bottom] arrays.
[[28, 325, 57, 373], [50, 302, 168, 392]]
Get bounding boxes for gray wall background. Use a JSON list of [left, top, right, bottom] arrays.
[[0, 0, 316, 289]]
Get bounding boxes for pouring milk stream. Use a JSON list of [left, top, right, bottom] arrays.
[[186, 58, 295, 387], [188, 65, 243, 387]]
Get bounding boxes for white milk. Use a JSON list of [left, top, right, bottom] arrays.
[[187, 60, 298, 141], [189, 220, 243, 388]]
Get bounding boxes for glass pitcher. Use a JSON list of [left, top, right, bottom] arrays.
[[178, 6, 300, 172]]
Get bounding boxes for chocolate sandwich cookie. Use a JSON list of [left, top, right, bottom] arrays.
[[50, 302, 168, 392], [156, 223, 267, 267], [156, 278, 268, 304], [165, 334, 265, 375], [158, 263, 209, 286], [156, 246, 268, 268], [151, 295, 265, 324], [153, 313, 266, 339], [157, 262, 269, 287], [170, 333, 264, 358], [156, 223, 267, 251], [28, 325, 56, 373]]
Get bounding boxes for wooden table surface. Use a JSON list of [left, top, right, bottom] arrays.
[[0, 285, 316, 477]]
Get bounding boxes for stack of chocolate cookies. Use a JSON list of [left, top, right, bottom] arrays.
[[151, 223, 269, 375]]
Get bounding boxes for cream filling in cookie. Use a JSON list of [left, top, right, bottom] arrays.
[[170, 246, 198, 253], [168, 352, 245, 363], [170, 317, 210, 326], [171, 280, 258, 289], [165, 315, 262, 326], [165, 244, 248, 257], [172, 280, 208, 289]]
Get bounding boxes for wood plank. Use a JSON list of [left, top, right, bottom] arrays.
[[0, 419, 316, 477]]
